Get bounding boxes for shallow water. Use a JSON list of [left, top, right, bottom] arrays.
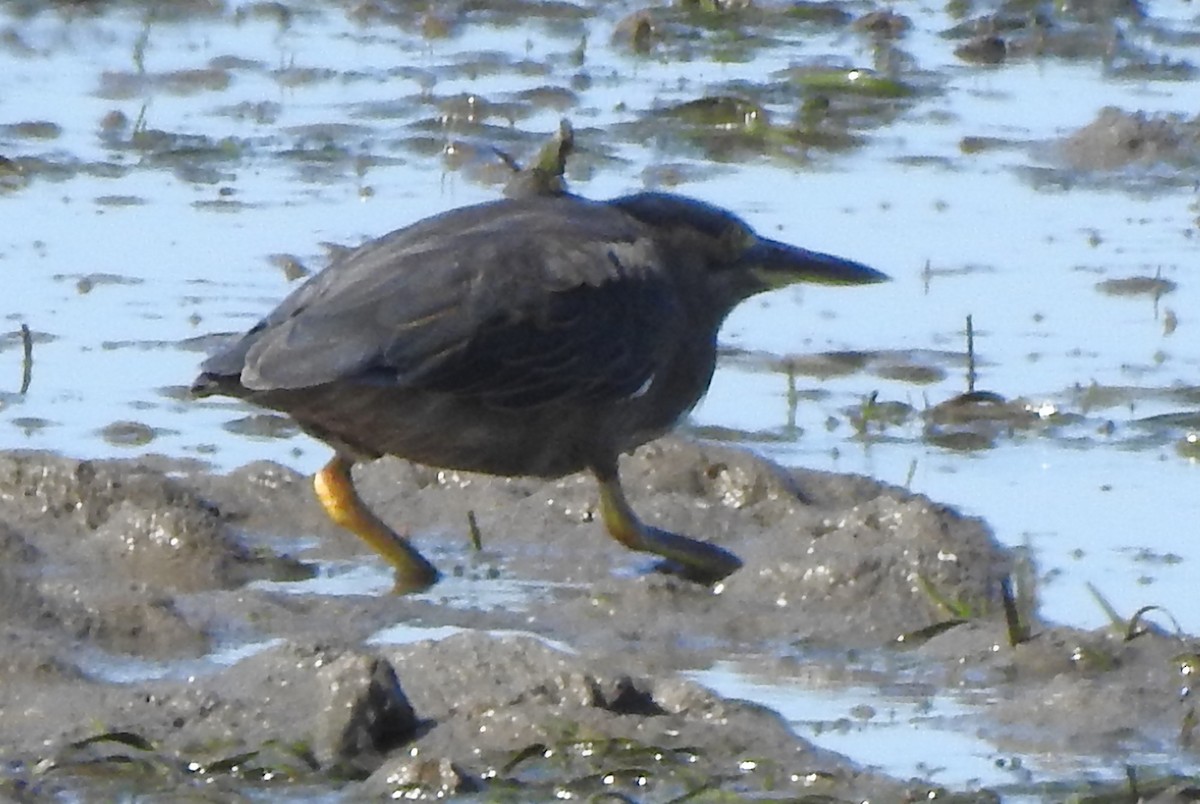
[[689, 660, 1013, 789], [4, 0, 1200, 794]]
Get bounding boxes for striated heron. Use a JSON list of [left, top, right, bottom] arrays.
[[192, 170, 887, 592]]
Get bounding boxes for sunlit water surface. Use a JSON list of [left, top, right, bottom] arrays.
[[3, 1, 1200, 792]]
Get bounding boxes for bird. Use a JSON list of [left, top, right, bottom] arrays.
[[192, 156, 887, 592]]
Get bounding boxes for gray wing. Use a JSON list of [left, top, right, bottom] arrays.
[[203, 197, 680, 409]]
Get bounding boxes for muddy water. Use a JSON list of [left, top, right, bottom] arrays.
[[3, 0, 1200, 799]]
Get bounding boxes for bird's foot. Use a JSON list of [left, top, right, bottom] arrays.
[[641, 524, 743, 585], [389, 562, 441, 595], [596, 472, 742, 585]]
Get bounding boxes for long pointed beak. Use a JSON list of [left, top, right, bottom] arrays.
[[750, 236, 889, 288]]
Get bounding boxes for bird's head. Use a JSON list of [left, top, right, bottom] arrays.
[[609, 192, 888, 319]]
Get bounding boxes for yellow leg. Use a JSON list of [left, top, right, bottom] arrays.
[[313, 455, 439, 593], [595, 470, 742, 584]]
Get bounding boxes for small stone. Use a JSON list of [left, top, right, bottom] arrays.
[[314, 652, 417, 774]]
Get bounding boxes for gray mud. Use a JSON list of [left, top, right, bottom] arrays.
[[1, 439, 1195, 800]]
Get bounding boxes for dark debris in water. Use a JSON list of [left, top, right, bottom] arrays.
[[1020, 107, 1200, 194], [942, 2, 1180, 69], [786, 66, 916, 100], [612, 1, 852, 62], [852, 9, 910, 39], [1095, 274, 1178, 299], [0, 120, 61, 140], [96, 67, 232, 100], [54, 272, 144, 294], [725, 342, 1200, 457], [1063, 107, 1200, 172], [97, 419, 168, 448]]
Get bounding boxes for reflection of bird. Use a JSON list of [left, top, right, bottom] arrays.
[[192, 184, 887, 591]]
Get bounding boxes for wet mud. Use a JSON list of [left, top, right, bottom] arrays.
[[1, 439, 1195, 800], [4, 0, 1200, 800]]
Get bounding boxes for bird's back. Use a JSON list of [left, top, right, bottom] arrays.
[[196, 195, 667, 393]]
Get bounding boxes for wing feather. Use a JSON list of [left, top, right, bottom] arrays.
[[208, 195, 680, 410]]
